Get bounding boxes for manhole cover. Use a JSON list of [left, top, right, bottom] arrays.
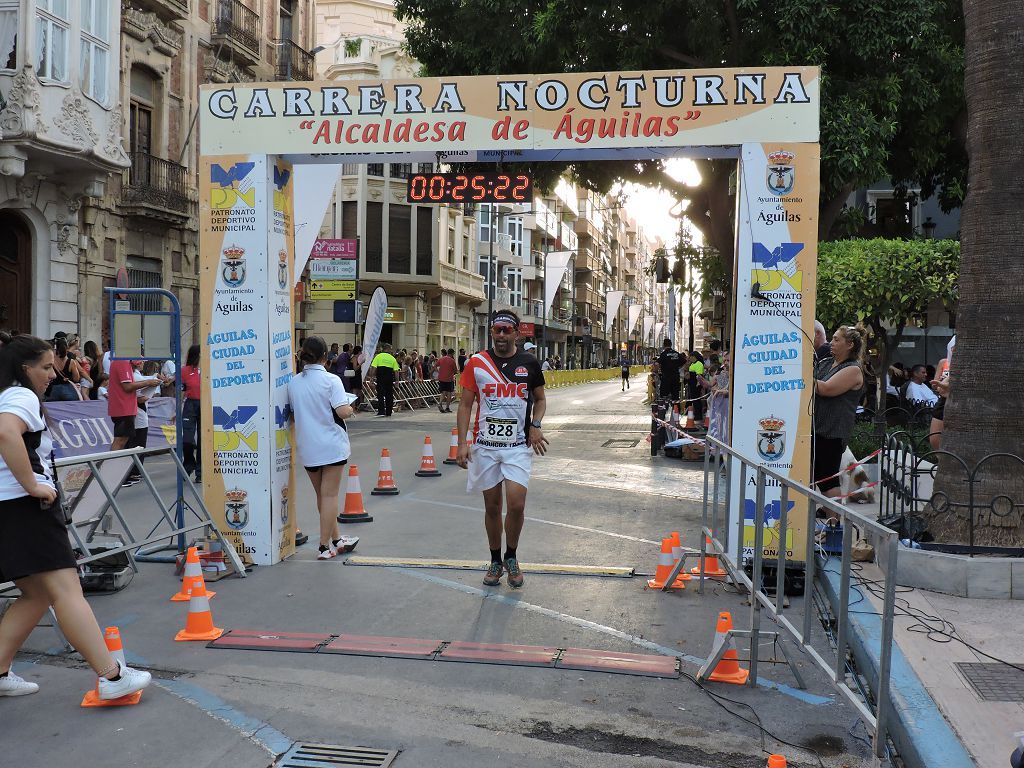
[[956, 662, 1024, 701], [276, 742, 399, 767], [602, 439, 640, 448]]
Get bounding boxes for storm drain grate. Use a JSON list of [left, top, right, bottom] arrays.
[[276, 742, 399, 767], [956, 662, 1024, 701], [602, 438, 640, 448]]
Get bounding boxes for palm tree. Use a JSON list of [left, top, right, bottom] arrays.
[[927, 1, 1024, 546]]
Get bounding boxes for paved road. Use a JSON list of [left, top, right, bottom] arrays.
[[4, 380, 874, 768]]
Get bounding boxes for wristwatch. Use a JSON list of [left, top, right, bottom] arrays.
[[531, 420, 543, 429]]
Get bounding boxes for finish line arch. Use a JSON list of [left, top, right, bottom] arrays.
[[197, 67, 820, 566]]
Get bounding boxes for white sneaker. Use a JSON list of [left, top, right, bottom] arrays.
[[0, 670, 39, 696], [317, 544, 336, 560], [98, 660, 151, 701]]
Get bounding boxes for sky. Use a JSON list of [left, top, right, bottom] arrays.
[[618, 158, 704, 249]]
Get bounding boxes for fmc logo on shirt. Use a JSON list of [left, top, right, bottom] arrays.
[[482, 382, 528, 398]]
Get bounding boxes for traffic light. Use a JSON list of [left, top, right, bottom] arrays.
[[655, 255, 669, 283], [671, 257, 686, 281]]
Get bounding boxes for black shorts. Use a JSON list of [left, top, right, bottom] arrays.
[[812, 434, 845, 494], [304, 459, 348, 473], [933, 396, 946, 421], [0, 494, 77, 582], [439, 381, 455, 392], [621, 369, 630, 379], [112, 415, 135, 439]]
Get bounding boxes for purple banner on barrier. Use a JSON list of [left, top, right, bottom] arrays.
[[43, 398, 177, 459]]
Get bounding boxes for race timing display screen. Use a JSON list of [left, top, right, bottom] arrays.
[[407, 173, 532, 203]]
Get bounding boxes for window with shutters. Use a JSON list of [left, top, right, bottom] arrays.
[[388, 205, 411, 274], [341, 201, 358, 239], [416, 207, 433, 275], [365, 202, 383, 272]]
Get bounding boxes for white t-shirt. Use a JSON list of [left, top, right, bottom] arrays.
[[905, 381, 938, 406], [287, 364, 356, 467], [161, 360, 176, 380], [98, 386, 108, 400], [102, 350, 112, 375], [134, 370, 160, 429], [0, 386, 55, 500]]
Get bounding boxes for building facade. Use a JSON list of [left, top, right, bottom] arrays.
[[0, 0, 318, 344]]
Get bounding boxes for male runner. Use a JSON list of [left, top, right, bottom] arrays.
[[456, 310, 547, 588]]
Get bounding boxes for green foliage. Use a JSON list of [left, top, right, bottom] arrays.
[[816, 239, 959, 334], [674, 228, 728, 301], [394, 0, 967, 240]]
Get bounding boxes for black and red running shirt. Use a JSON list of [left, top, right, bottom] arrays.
[[459, 350, 545, 447]]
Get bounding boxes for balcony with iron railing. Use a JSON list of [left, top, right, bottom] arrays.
[[271, 39, 315, 81], [121, 152, 191, 223], [212, 0, 261, 63], [133, 0, 190, 21]]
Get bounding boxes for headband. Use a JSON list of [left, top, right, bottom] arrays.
[[490, 312, 519, 329]]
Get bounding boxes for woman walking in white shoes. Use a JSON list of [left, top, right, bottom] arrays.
[[287, 337, 359, 560], [0, 336, 151, 700]]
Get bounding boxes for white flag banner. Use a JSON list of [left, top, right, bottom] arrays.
[[604, 291, 625, 334], [544, 251, 574, 314], [360, 286, 388, 378], [627, 304, 643, 335], [654, 321, 666, 344], [292, 162, 343, 284]]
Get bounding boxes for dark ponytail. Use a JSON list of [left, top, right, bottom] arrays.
[[298, 336, 328, 367], [53, 336, 68, 357], [0, 335, 53, 391]]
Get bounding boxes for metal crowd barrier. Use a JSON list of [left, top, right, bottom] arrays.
[[543, 366, 645, 388], [683, 434, 899, 759]]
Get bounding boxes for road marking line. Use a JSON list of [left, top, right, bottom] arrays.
[[343, 556, 633, 577], [406, 495, 661, 545], [156, 678, 294, 757], [399, 569, 831, 706]]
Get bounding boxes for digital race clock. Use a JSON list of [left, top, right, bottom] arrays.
[[407, 172, 533, 204]]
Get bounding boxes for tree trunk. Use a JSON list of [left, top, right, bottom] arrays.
[[927, 1, 1024, 546]]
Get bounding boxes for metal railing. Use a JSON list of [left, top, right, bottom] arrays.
[[213, 0, 260, 57], [123, 152, 190, 214], [696, 434, 898, 759], [271, 39, 315, 81]]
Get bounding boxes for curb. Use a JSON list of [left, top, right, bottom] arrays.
[[818, 559, 975, 768]]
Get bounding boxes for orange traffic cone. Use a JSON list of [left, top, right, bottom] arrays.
[[707, 611, 749, 685], [767, 756, 787, 768], [646, 538, 683, 590], [81, 627, 143, 707], [466, 429, 475, 446], [691, 535, 728, 577], [670, 404, 680, 426], [415, 435, 442, 477], [685, 408, 696, 429], [338, 465, 373, 523], [171, 546, 215, 602], [703, 411, 710, 430], [669, 531, 692, 587], [442, 428, 460, 465], [371, 448, 400, 496], [175, 579, 223, 642]]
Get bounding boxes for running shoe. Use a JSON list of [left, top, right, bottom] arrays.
[[482, 561, 503, 586], [332, 536, 359, 554], [504, 557, 524, 589], [317, 544, 336, 560], [295, 531, 309, 546], [0, 671, 39, 696], [98, 661, 151, 700]]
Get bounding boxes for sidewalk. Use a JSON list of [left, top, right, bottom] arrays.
[[855, 560, 1023, 767]]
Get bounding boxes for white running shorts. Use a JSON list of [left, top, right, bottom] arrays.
[[466, 443, 533, 492]]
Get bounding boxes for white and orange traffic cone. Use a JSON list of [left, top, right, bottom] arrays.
[[646, 538, 683, 590], [442, 428, 459, 465], [338, 465, 373, 523], [415, 435, 442, 477], [685, 408, 696, 429], [371, 448, 400, 496], [81, 627, 143, 707], [767, 756, 787, 768], [706, 611, 749, 685], [670, 404, 680, 426], [703, 411, 710, 430], [466, 429, 475, 446], [669, 531, 692, 587], [171, 546, 215, 602], [691, 535, 728, 577], [174, 580, 223, 642]]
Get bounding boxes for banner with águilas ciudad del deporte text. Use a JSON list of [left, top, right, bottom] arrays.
[[728, 143, 819, 566], [199, 154, 296, 566]]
